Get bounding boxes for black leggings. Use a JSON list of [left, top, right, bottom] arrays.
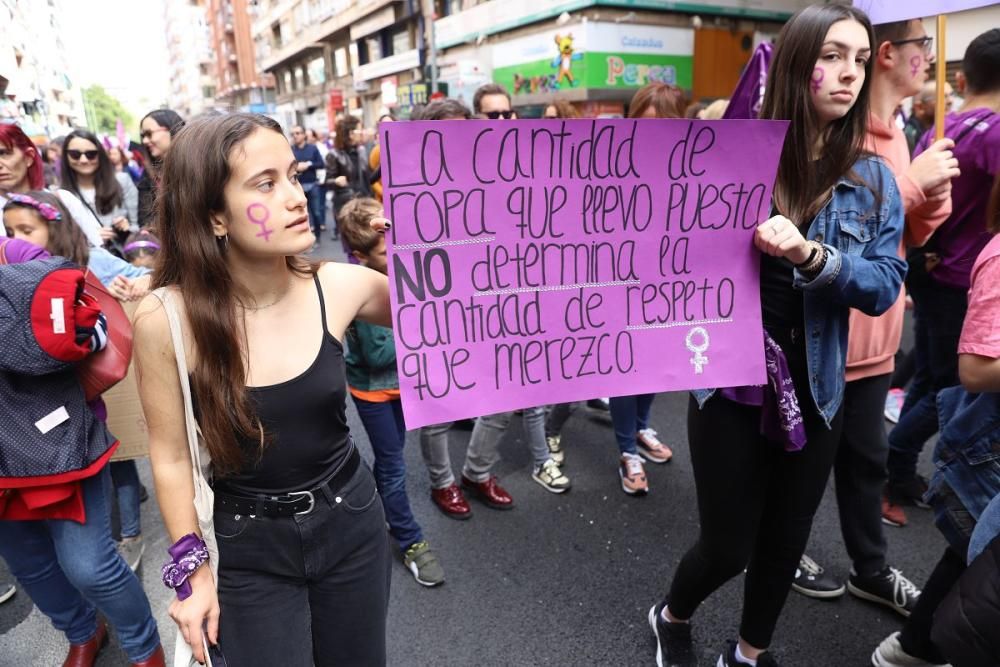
[[667, 332, 844, 649]]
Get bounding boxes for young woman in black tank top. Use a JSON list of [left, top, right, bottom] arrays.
[[133, 113, 392, 666]]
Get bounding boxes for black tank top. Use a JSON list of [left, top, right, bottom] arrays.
[[213, 275, 351, 495]]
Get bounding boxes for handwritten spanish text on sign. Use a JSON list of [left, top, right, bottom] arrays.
[[380, 119, 788, 429]]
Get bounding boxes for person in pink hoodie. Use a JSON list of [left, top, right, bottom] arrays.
[[790, 17, 959, 622]]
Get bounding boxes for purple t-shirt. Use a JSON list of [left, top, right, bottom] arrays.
[[915, 108, 1000, 290], [0, 237, 50, 263]]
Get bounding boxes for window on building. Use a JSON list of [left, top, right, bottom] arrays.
[[349, 42, 359, 71], [271, 23, 281, 48], [391, 28, 410, 56], [294, 66, 305, 90], [307, 56, 325, 85], [365, 36, 382, 63], [283, 70, 293, 91], [334, 47, 348, 77], [203, 85, 216, 98]]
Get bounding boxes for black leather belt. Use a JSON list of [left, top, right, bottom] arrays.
[[213, 447, 361, 517]]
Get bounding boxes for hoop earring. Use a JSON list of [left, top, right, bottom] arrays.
[[217, 234, 229, 251]]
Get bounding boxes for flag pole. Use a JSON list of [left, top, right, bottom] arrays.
[[935, 14, 947, 141]]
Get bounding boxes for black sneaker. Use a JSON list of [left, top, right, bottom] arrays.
[[886, 476, 930, 508], [648, 601, 697, 667], [848, 566, 920, 617], [791, 554, 846, 599], [718, 639, 780, 666], [586, 398, 612, 423]]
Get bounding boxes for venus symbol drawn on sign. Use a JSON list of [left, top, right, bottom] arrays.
[[686, 327, 710, 374], [247, 203, 274, 242]]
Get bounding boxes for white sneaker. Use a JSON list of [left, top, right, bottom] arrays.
[[532, 459, 571, 494], [871, 632, 950, 666], [546, 435, 565, 465]]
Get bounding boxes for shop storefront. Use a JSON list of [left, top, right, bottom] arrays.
[[491, 22, 694, 112]]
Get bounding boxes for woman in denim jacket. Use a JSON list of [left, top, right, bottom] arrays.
[[647, 6, 906, 667]]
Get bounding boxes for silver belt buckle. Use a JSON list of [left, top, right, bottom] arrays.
[[287, 490, 315, 515]]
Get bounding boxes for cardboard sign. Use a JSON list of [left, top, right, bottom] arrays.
[[380, 118, 788, 428], [106, 301, 149, 461]]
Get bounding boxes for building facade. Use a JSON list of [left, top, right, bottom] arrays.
[[431, 0, 814, 118], [252, 0, 432, 132], [209, 0, 275, 113], [0, 0, 86, 140], [164, 0, 217, 118]]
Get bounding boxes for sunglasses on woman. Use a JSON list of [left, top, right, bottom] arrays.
[[66, 149, 100, 161]]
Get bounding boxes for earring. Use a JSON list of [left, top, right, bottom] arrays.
[[217, 234, 229, 251]]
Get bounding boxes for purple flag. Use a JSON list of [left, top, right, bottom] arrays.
[[854, 0, 997, 24], [380, 118, 789, 429], [723, 42, 774, 121], [116, 119, 128, 151]]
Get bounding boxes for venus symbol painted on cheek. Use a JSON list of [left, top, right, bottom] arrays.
[[246, 203, 273, 242], [811, 68, 825, 93], [910, 55, 922, 78]]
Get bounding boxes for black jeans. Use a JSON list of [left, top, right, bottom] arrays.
[[833, 373, 892, 576], [667, 330, 844, 649], [214, 459, 391, 666]]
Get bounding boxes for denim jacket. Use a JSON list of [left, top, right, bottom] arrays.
[[928, 387, 1000, 550], [695, 156, 907, 426]]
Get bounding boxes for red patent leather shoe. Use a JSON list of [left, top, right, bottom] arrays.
[[63, 622, 108, 667], [431, 484, 472, 520], [131, 645, 166, 667], [461, 475, 515, 510]]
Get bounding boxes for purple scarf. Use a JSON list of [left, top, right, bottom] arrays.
[[720, 330, 807, 451]]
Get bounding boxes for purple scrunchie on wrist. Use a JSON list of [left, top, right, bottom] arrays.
[[161, 533, 209, 601]]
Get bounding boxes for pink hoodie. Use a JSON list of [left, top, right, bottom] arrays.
[[846, 113, 952, 381]]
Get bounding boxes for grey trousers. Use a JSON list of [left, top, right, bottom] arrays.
[[419, 408, 549, 487]]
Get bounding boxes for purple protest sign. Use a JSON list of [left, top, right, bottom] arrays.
[[854, 0, 996, 24], [380, 118, 788, 429]]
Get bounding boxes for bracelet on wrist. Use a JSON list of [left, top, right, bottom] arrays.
[[795, 244, 819, 269], [161, 533, 209, 601]]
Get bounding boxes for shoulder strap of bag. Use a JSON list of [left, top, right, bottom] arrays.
[[0, 239, 8, 265], [150, 288, 205, 473]]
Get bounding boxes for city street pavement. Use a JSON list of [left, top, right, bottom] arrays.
[[0, 236, 942, 666]]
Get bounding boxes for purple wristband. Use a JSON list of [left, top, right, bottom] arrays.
[[161, 533, 209, 600]]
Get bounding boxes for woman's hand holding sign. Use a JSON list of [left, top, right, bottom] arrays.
[[754, 215, 812, 265]]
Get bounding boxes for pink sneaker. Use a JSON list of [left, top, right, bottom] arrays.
[[637, 428, 673, 463], [620, 454, 649, 495]]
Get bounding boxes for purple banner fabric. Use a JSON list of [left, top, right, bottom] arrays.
[[380, 118, 788, 429], [854, 0, 997, 24], [723, 42, 773, 121]]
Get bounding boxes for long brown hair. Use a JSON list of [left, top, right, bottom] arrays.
[[60, 129, 124, 215], [5, 190, 90, 266], [153, 113, 316, 474], [760, 4, 876, 224]]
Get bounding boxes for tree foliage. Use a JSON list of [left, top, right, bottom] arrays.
[[82, 85, 134, 135]]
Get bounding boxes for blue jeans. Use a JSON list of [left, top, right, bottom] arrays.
[[304, 183, 326, 236], [352, 396, 423, 551], [110, 460, 141, 538], [0, 466, 160, 661], [609, 394, 655, 456], [887, 283, 967, 483]]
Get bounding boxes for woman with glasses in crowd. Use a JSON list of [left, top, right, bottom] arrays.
[[137, 108, 184, 228]]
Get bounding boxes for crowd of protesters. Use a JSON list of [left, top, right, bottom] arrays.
[[1, 5, 999, 666]]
